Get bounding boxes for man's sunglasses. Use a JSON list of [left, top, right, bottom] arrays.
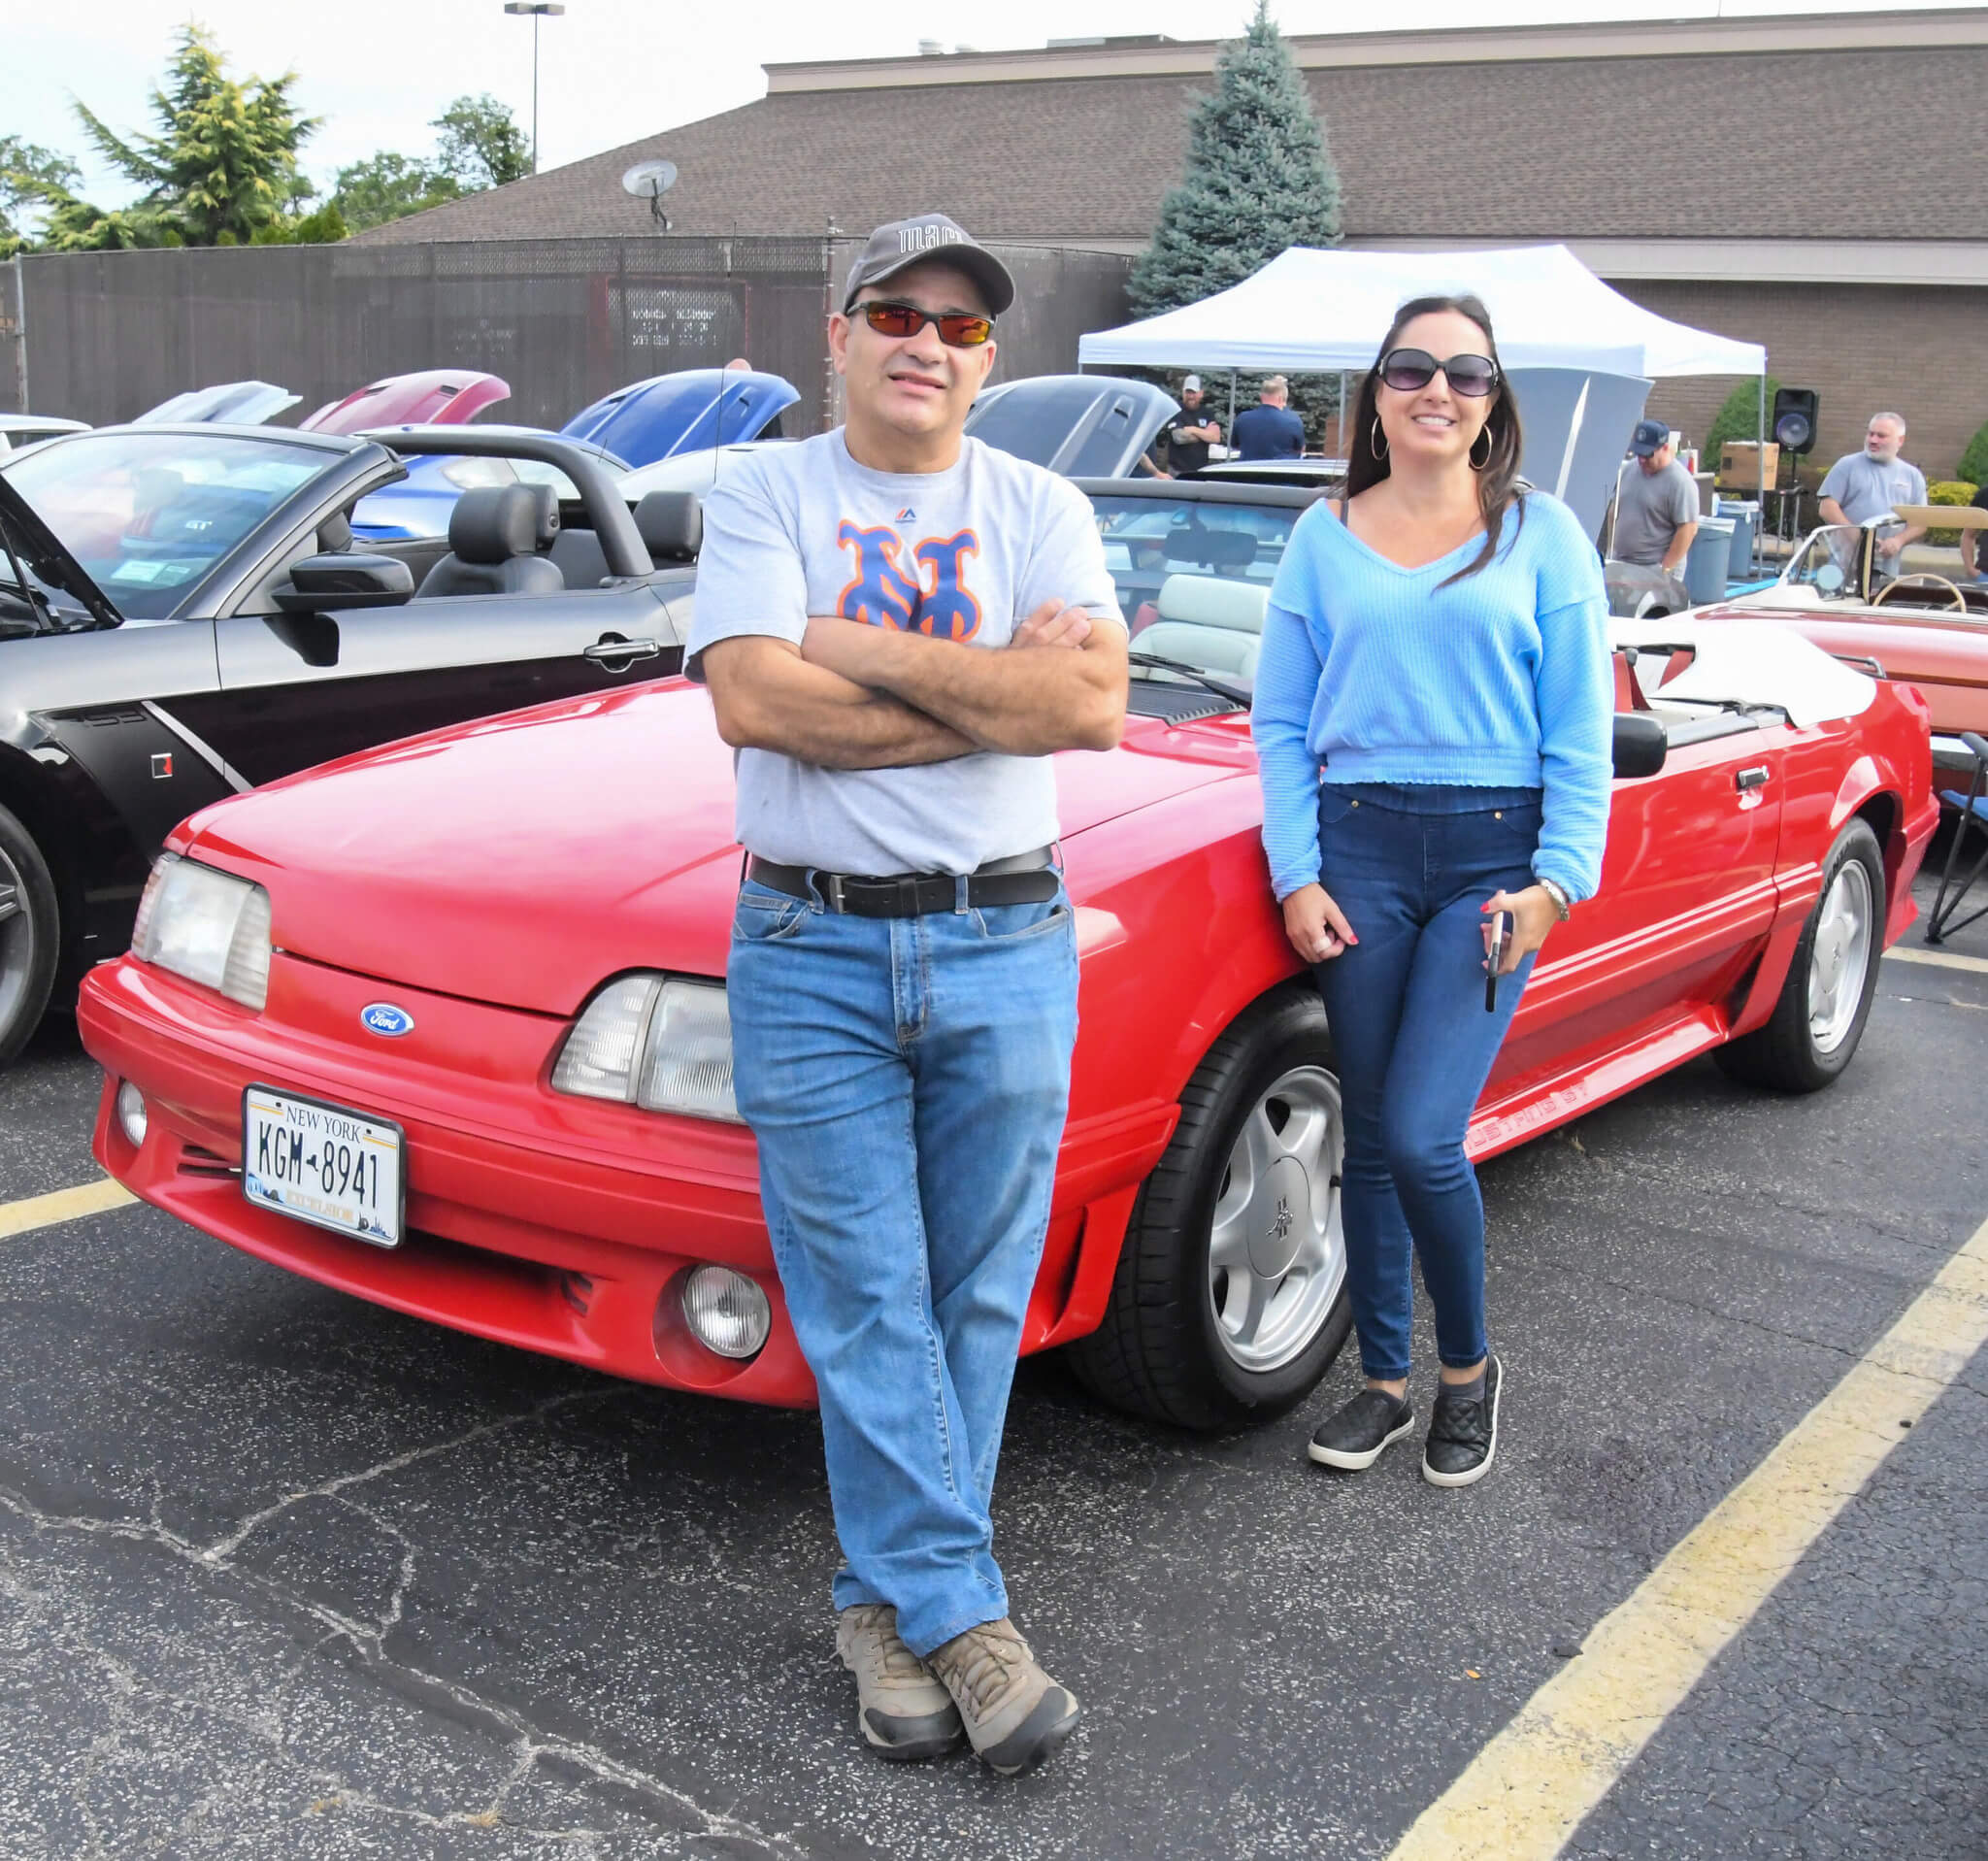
[[850, 300, 995, 349], [1377, 348, 1501, 398]]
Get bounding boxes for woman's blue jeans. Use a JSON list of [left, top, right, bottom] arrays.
[[727, 877, 1078, 1658], [1309, 785, 1541, 1381]]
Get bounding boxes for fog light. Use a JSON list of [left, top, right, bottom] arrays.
[[679, 1265, 771, 1361], [115, 1080, 149, 1148]]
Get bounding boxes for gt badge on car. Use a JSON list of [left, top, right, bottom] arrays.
[[360, 1004, 414, 1038]]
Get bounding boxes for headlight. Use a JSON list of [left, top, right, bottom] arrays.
[[129, 853, 272, 1011], [551, 974, 741, 1123]]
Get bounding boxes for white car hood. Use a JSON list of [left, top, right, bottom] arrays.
[[1612, 617, 1876, 728]]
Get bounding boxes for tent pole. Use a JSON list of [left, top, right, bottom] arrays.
[[1338, 371, 1346, 459], [1228, 371, 1238, 446], [1757, 371, 1767, 573]]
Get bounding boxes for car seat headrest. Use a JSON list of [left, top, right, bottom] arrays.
[[1155, 573, 1270, 633], [632, 490, 702, 563], [447, 483, 547, 565], [316, 509, 353, 553], [522, 480, 559, 549]]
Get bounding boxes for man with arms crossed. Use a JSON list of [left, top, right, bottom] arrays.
[[687, 214, 1127, 1778], [1818, 412, 1927, 566]]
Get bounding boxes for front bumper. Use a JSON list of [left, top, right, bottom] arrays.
[[78, 952, 817, 1405]]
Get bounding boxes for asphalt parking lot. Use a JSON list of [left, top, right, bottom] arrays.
[[1, 859, 1984, 1860]]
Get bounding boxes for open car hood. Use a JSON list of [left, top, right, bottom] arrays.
[[134, 382, 301, 426], [964, 375, 1178, 479], [560, 370, 798, 469], [180, 681, 1246, 1016], [301, 371, 511, 435], [0, 467, 122, 628]]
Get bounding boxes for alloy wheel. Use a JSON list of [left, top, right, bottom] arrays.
[[0, 847, 37, 1041], [1205, 1064, 1346, 1374], [1807, 856, 1873, 1055]]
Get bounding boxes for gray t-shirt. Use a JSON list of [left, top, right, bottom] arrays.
[[1611, 459, 1699, 567], [1817, 451, 1927, 528], [686, 431, 1123, 876]]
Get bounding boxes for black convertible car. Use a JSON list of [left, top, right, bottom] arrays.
[[0, 422, 699, 1063]]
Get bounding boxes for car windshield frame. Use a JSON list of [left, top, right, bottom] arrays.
[[0, 428, 337, 619], [1077, 481, 1322, 701]]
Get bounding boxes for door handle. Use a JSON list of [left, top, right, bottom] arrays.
[[584, 637, 661, 664], [1736, 766, 1770, 791]]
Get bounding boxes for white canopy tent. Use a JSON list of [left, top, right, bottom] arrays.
[[1077, 245, 1765, 379]]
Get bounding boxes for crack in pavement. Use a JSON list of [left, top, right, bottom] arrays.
[[0, 1399, 800, 1857]]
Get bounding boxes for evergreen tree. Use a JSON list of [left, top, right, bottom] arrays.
[[1702, 377, 1781, 465], [27, 24, 318, 250], [1956, 418, 1988, 489], [1129, 0, 1341, 318]]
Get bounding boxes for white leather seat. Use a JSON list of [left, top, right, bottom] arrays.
[[1137, 574, 1270, 680]]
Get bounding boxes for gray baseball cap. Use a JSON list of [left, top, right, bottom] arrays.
[[841, 213, 1015, 317]]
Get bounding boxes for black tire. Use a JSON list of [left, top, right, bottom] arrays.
[[1065, 985, 1353, 1432], [1715, 816, 1885, 1094], [0, 802, 59, 1070]]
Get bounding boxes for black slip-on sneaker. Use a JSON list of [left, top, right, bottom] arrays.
[[1422, 1356, 1503, 1488], [1307, 1388, 1416, 1470]]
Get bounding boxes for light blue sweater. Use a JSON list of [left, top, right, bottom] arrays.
[[1250, 492, 1613, 903]]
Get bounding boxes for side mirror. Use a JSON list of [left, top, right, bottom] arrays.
[[273, 552, 414, 614], [1612, 712, 1667, 780]]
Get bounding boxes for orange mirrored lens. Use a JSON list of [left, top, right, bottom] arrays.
[[856, 304, 993, 348]]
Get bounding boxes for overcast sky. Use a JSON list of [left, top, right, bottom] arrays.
[[6, 0, 1973, 212]]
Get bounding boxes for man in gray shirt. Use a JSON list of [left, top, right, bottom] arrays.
[[1819, 412, 1928, 564], [689, 213, 1126, 1778], [1610, 419, 1699, 575]]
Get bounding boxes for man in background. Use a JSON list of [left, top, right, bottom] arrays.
[[1159, 375, 1221, 476], [1818, 413, 1927, 564], [1609, 419, 1699, 583], [1233, 376, 1306, 461]]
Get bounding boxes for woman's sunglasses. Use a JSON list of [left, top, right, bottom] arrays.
[[851, 300, 995, 349], [1377, 348, 1500, 398]]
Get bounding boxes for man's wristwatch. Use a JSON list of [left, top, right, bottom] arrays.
[[1536, 877, 1574, 921]]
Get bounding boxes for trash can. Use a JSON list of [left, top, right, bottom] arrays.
[[1713, 498, 1759, 581], [1684, 516, 1737, 605]]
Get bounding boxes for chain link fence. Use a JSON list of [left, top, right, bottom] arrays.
[[16, 237, 1133, 437]]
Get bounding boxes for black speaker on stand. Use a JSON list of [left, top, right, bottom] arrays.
[[1773, 389, 1819, 548]]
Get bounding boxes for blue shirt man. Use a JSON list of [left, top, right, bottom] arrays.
[[1233, 375, 1307, 461]]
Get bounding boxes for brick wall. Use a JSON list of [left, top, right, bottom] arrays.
[[1614, 279, 1988, 483]]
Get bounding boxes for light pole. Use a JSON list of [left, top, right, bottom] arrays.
[[503, 2, 565, 176]]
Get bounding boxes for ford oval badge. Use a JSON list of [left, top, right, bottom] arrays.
[[360, 1003, 414, 1038]]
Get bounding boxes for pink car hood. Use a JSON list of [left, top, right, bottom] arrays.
[[181, 681, 1250, 1016], [300, 371, 512, 435]]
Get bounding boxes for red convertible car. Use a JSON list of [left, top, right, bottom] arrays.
[[77, 485, 1938, 1432]]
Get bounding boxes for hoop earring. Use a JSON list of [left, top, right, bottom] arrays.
[[1370, 416, 1388, 460], [1469, 425, 1493, 470]]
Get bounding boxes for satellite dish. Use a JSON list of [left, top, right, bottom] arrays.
[[621, 159, 678, 199]]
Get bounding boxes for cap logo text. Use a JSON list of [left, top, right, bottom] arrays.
[[900, 224, 959, 253]]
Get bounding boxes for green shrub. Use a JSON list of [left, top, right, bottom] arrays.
[[1925, 480, 1977, 548], [1702, 377, 1781, 463], [1957, 421, 1988, 489]]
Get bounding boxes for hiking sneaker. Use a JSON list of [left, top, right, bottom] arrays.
[[927, 1616, 1080, 1777], [1422, 1356, 1503, 1488], [836, 1605, 964, 1761], [1308, 1388, 1415, 1470]]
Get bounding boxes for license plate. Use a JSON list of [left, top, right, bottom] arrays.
[[242, 1086, 405, 1249]]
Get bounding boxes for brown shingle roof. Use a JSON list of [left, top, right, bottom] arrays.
[[352, 43, 1988, 247]]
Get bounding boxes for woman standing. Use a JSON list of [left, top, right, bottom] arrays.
[[1250, 295, 1611, 1487]]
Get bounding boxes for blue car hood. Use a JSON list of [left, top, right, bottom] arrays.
[[560, 370, 797, 468]]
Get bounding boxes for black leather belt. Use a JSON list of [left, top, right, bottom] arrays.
[[746, 846, 1059, 917]]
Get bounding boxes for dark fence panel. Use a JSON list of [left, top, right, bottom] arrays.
[[21, 236, 1132, 439]]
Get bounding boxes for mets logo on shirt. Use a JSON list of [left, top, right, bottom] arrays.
[[836, 520, 982, 642]]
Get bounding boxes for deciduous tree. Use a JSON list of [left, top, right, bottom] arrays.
[[432, 95, 530, 192]]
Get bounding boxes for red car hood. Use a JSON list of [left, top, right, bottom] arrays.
[[181, 681, 1250, 1016]]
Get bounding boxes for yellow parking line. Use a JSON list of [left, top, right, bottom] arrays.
[[0, 1178, 137, 1239], [1885, 946, 1988, 976], [1387, 1213, 1988, 1861]]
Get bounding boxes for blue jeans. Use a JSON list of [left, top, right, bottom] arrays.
[[1309, 785, 1541, 1381], [727, 876, 1078, 1658]]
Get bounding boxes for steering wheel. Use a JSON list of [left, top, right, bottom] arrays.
[[1872, 573, 1967, 614]]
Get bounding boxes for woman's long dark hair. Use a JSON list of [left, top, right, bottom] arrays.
[[1344, 293, 1524, 586]]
